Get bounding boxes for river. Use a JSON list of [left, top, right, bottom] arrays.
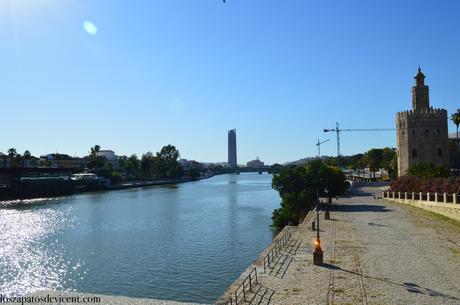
[[0, 173, 280, 303]]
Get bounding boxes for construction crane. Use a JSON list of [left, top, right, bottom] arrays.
[[316, 138, 330, 158], [323, 122, 395, 168]]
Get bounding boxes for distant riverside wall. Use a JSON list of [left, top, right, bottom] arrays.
[[382, 191, 460, 222]]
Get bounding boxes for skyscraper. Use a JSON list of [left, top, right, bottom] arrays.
[[228, 129, 237, 168]]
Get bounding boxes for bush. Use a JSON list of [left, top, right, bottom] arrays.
[[407, 163, 450, 179], [390, 176, 460, 194]]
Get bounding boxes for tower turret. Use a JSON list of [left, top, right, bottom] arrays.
[[412, 67, 430, 111]]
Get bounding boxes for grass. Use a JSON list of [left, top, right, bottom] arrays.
[[449, 247, 460, 254], [388, 199, 460, 230]]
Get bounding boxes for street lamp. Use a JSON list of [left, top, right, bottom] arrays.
[[324, 187, 331, 220], [313, 198, 323, 265]]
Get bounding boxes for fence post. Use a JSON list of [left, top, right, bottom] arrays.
[[443, 193, 447, 203], [392, 191, 395, 199], [434, 193, 438, 202], [427, 192, 431, 201], [412, 192, 415, 201], [404, 192, 408, 201], [419, 192, 423, 201], [398, 192, 401, 199], [454, 193, 457, 204]]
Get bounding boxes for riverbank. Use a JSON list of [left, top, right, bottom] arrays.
[[0, 173, 216, 204], [6, 291, 206, 305], [217, 183, 460, 305]]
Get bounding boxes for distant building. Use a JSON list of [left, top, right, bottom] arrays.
[[39, 154, 88, 169], [247, 157, 264, 168], [98, 150, 116, 161], [228, 129, 237, 168], [449, 132, 460, 169], [396, 68, 449, 176]]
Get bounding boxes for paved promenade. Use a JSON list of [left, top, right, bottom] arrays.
[[218, 184, 460, 305]]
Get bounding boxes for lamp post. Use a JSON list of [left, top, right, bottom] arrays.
[[313, 198, 323, 265], [324, 187, 331, 220]]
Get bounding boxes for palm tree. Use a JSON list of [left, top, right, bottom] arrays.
[[451, 109, 460, 175], [7, 148, 17, 168], [90, 145, 101, 160], [94, 145, 100, 158], [23, 150, 31, 168]]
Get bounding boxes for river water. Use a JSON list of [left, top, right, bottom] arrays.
[[0, 173, 280, 303]]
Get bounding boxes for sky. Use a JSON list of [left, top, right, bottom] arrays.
[[1, 0, 460, 165]]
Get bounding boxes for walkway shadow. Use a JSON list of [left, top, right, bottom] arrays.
[[318, 263, 459, 301], [331, 204, 393, 213]]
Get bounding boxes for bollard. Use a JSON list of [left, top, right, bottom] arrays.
[[412, 192, 415, 200], [398, 192, 401, 199], [454, 193, 457, 204], [444, 193, 447, 203], [419, 192, 423, 201], [427, 192, 431, 201], [435, 193, 438, 202], [405, 192, 408, 201], [392, 192, 395, 199]]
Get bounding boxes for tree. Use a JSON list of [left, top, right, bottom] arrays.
[[141, 152, 156, 177], [269, 163, 283, 174], [365, 148, 384, 179], [0, 153, 7, 168], [380, 147, 397, 180], [271, 160, 348, 230], [88, 145, 106, 168], [407, 163, 450, 179], [23, 150, 31, 168], [451, 109, 460, 175], [120, 154, 140, 178], [156, 145, 183, 178], [7, 148, 17, 168], [272, 165, 317, 225]]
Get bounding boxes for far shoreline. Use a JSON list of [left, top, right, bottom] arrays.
[[0, 171, 271, 206]]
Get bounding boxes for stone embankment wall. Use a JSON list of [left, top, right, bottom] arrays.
[[382, 191, 460, 222], [215, 210, 315, 305]]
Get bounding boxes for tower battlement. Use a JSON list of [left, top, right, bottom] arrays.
[[396, 108, 447, 118]]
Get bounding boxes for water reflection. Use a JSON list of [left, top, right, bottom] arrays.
[[0, 173, 280, 303]]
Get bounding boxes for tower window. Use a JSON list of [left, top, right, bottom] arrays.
[[412, 149, 418, 158], [438, 148, 443, 158]]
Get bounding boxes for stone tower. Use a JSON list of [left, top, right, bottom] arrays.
[[396, 68, 449, 176]]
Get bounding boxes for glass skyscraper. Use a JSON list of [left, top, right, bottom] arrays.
[[228, 129, 237, 168]]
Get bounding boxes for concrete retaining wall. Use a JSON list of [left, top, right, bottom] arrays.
[[382, 191, 460, 222]]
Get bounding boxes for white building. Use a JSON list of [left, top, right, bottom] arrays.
[[98, 150, 117, 161], [247, 157, 265, 168]]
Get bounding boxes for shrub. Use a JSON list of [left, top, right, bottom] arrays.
[[390, 176, 460, 194]]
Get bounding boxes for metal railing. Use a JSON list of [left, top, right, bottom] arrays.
[[234, 267, 258, 304], [263, 227, 291, 272]]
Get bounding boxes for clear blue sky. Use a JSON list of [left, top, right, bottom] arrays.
[[1, 0, 460, 164]]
